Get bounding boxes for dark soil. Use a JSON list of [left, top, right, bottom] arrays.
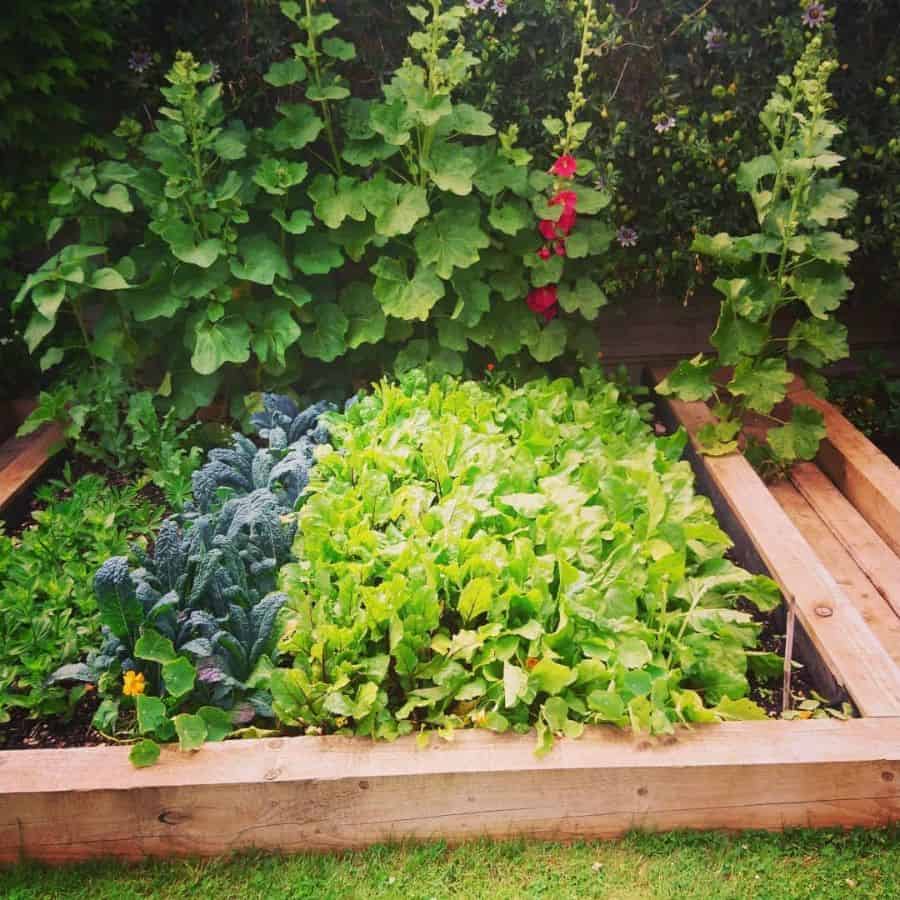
[[0, 693, 105, 750]]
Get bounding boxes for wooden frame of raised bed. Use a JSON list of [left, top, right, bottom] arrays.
[[0, 397, 61, 514], [2, 377, 900, 866]]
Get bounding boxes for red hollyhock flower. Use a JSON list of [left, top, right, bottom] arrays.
[[541, 304, 559, 322], [554, 240, 566, 257], [538, 246, 552, 260], [526, 285, 558, 314], [550, 190, 577, 211], [550, 154, 577, 177], [556, 206, 577, 235], [538, 219, 557, 240]]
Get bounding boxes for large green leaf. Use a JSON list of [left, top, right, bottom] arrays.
[[426, 143, 478, 196], [655, 355, 716, 402], [251, 305, 302, 368], [136, 695, 167, 734], [129, 739, 161, 768], [253, 158, 308, 196], [308, 174, 367, 229], [414, 206, 489, 279], [767, 405, 827, 462], [735, 155, 776, 193], [339, 282, 386, 348], [134, 629, 177, 664], [488, 201, 530, 236], [292, 232, 344, 275], [370, 101, 415, 146], [264, 59, 307, 87], [728, 357, 792, 414], [93, 184, 133, 213], [192, 318, 251, 374], [529, 659, 576, 695], [163, 657, 197, 699], [458, 578, 492, 623], [371, 184, 430, 237], [557, 278, 607, 319], [710, 301, 768, 366], [371, 258, 445, 320], [808, 232, 858, 266], [527, 319, 568, 362], [789, 261, 853, 318], [268, 104, 325, 151], [229, 235, 290, 285], [787, 317, 848, 367], [172, 713, 208, 751], [297, 302, 348, 362]]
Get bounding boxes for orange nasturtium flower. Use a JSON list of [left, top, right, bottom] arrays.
[[122, 670, 146, 697]]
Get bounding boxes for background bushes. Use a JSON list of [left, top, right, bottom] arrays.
[[2, 0, 897, 395]]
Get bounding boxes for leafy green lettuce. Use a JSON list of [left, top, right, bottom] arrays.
[[273, 369, 781, 753]]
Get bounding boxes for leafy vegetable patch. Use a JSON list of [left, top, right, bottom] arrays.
[[274, 369, 782, 753], [48, 393, 335, 763]]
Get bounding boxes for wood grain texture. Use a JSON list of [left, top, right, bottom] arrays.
[[651, 375, 900, 717], [0, 423, 63, 513], [771, 479, 900, 669], [593, 292, 900, 367], [789, 462, 900, 620], [788, 388, 900, 559], [1, 720, 899, 864]]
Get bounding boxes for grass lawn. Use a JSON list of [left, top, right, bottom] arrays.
[[1, 829, 898, 899]]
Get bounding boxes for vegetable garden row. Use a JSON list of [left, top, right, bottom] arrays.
[[1, 0, 899, 866]]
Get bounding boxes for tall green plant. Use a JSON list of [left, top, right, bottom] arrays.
[[657, 36, 857, 474], [13, 0, 614, 415]]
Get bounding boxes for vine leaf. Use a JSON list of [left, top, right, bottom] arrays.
[[767, 405, 826, 462], [728, 358, 792, 415], [656, 355, 716, 402]]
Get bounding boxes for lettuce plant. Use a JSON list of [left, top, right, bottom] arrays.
[[657, 36, 857, 474], [272, 370, 781, 754]]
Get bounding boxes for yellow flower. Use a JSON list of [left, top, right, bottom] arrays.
[[122, 670, 146, 697]]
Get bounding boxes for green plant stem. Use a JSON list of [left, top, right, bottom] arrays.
[[561, 0, 594, 156], [304, 0, 343, 176]]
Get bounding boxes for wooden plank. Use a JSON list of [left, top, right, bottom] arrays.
[[789, 462, 900, 620], [650, 370, 900, 717], [789, 387, 900, 559], [771, 479, 900, 669], [0, 424, 62, 513], [593, 290, 900, 368], [1, 720, 899, 864]]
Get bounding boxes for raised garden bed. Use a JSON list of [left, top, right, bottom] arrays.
[[0, 397, 61, 516], [2, 371, 900, 865]]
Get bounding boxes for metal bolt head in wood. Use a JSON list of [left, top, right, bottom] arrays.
[[815, 605, 834, 618]]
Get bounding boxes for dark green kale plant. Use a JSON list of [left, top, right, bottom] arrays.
[[49, 393, 335, 764]]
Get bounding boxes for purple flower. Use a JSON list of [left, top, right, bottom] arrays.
[[654, 115, 676, 134], [704, 27, 727, 51], [492, 0, 508, 14], [801, 3, 826, 28], [616, 226, 638, 248], [467, 0, 489, 10], [128, 49, 153, 74]]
